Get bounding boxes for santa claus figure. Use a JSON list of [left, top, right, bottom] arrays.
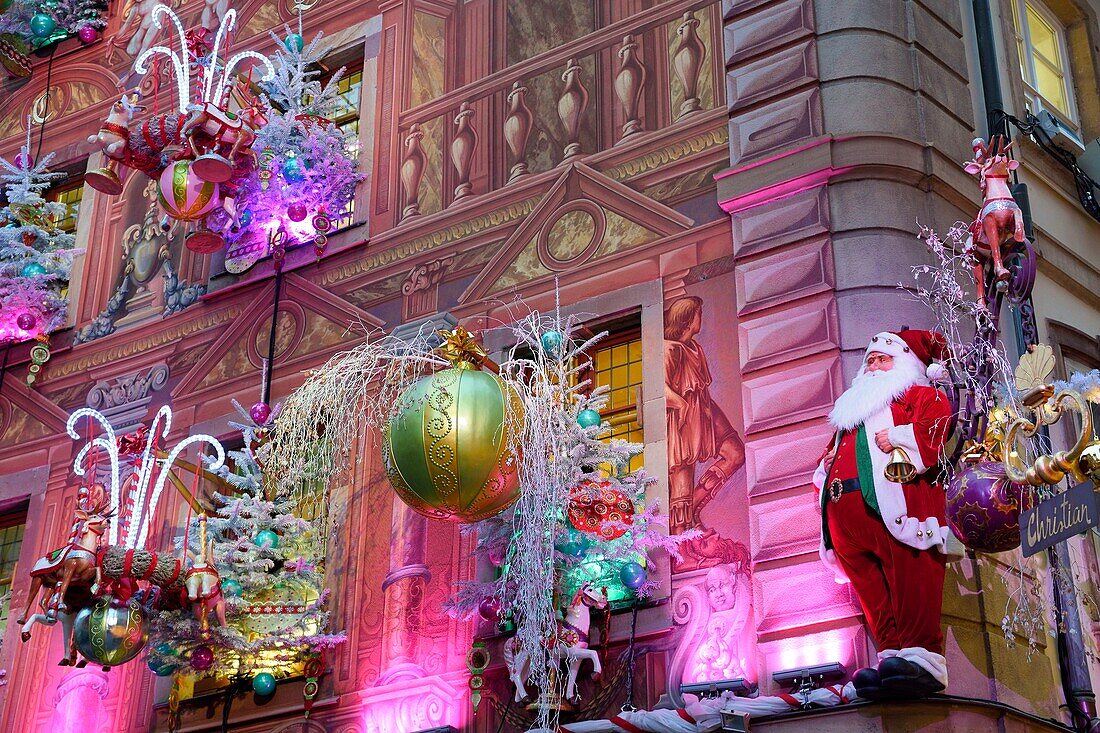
[[813, 329, 962, 699]]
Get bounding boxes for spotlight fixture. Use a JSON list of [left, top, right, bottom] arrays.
[[680, 677, 755, 697], [771, 661, 846, 687], [720, 710, 751, 732]]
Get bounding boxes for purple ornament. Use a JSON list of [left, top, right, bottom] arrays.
[[13, 152, 28, 169], [287, 202, 307, 222], [488, 545, 506, 567], [77, 25, 98, 43], [16, 313, 36, 331], [249, 401, 271, 425], [190, 645, 214, 671], [478, 596, 502, 622], [947, 461, 1033, 553]]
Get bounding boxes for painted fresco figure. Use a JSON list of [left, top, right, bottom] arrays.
[[664, 296, 745, 536], [813, 329, 961, 699]]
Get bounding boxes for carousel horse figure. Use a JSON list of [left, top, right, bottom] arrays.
[[185, 515, 225, 637], [503, 583, 608, 703], [17, 487, 112, 664]]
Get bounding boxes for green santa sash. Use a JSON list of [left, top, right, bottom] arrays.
[[821, 425, 881, 551]]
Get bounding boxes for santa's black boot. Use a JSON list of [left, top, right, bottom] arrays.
[[851, 667, 887, 700], [877, 657, 945, 699]]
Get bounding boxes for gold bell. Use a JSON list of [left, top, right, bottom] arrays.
[[1080, 441, 1100, 484], [884, 447, 917, 483], [85, 160, 124, 195]]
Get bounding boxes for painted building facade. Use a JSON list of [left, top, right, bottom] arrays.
[[0, 0, 1097, 731]]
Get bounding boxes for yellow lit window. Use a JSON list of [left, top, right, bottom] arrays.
[[0, 515, 26, 630], [592, 334, 644, 473], [331, 69, 363, 231], [1011, 0, 1077, 125], [48, 182, 83, 233]]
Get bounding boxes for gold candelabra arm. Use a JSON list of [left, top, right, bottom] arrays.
[[1002, 387, 1093, 486]]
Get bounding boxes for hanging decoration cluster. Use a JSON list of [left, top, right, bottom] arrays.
[[264, 305, 691, 727], [0, 0, 106, 75], [85, 5, 361, 265], [144, 401, 345, 689], [223, 25, 363, 273], [0, 122, 82, 379]]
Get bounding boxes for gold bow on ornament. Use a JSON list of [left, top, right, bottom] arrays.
[[436, 327, 498, 372]]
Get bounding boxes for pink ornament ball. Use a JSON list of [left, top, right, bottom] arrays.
[[77, 25, 98, 43], [13, 152, 28, 169], [488, 546, 506, 567], [478, 596, 502, 622], [287, 202, 307, 222], [190, 645, 214, 671], [249, 401, 271, 425], [16, 313, 36, 331], [157, 160, 220, 222]]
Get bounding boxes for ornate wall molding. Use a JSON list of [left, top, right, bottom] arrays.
[[86, 363, 170, 432]]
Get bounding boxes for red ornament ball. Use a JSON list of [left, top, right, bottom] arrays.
[[16, 312, 36, 331], [77, 25, 98, 43], [567, 479, 635, 540], [287, 202, 307, 222], [478, 596, 502, 621], [190, 645, 215, 671], [249, 401, 271, 425]]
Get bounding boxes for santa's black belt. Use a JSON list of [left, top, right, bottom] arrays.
[[827, 477, 860, 503]]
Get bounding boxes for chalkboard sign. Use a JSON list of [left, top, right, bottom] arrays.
[[1021, 480, 1100, 556]]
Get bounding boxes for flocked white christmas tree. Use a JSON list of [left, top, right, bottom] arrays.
[[0, 124, 81, 343]]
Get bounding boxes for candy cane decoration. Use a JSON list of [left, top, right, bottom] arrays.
[[134, 4, 191, 114], [69, 408, 121, 545]]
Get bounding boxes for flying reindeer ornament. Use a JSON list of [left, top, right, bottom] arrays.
[[964, 136, 1027, 304]]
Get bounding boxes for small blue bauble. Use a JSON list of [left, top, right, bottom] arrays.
[[21, 262, 46, 277], [555, 528, 591, 558], [281, 154, 305, 182], [284, 33, 304, 52], [29, 13, 56, 37], [253, 672, 277, 695], [254, 529, 279, 550], [221, 578, 242, 596], [577, 409, 601, 429], [238, 209, 253, 227], [620, 561, 646, 590]]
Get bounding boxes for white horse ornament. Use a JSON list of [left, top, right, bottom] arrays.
[[185, 514, 226, 638], [504, 583, 608, 703]]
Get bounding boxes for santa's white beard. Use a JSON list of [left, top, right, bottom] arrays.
[[828, 359, 928, 431]]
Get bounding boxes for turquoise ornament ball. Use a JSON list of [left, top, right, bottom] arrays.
[[221, 578, 242, 596], [254, 529, 279, 550], [148, 658, 177, 677], [29, 13, 56, 37], [281, 153, 305, 182], [253, 672, 277, 695], [21, 261, 46, 277], [577, 409, 601, 429], [284, 33, 304, 52], [540, 330, 564, 355]]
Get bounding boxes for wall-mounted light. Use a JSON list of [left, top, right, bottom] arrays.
[[680, 677, 755, 698], [771, 661, 846, 687]]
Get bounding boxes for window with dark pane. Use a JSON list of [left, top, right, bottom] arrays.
[[0, 509, 27, 630]]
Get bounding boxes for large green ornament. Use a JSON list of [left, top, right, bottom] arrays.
[[73, 596, 148, 667], [383, 364, 522, 523]]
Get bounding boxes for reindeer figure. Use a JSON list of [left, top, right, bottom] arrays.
[[185, 514, 226, 638], [181, 85, 266, 182], [503, 583, 608, 703], [18, 486, 113, 665], [964, 136, 1026, 303]]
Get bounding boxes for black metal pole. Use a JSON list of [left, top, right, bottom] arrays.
[[621, 602, 639, 712], [260, 268, 284, 406]]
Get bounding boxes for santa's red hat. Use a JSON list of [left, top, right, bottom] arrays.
[[864, 329, 950, 383]]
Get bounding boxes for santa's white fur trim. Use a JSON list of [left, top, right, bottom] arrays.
[[828, 356, 927, 431]]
